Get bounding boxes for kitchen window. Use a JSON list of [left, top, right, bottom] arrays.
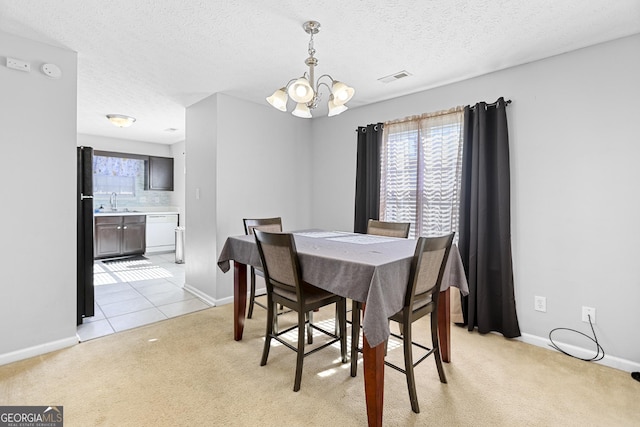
[[380, 107, 465, 239], [93, 154, 142, 197]]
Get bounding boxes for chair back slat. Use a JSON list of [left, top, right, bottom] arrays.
[[406, 233, 455, 310], [367, 219, 410, 238], [258, 240, 298, 289], [414, 247, 446, 296], [254, 230, 302, 300], [244, 217, 283, 235]]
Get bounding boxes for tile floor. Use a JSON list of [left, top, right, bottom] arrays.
[[76, 253, 210, 341]]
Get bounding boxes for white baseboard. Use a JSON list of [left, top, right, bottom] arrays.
[[0, 336, 78, 367], [183, 283, 217, 306], [145, 246, 175, 254], [182, 285, 266, 308], [216, 295, 234, 306], [518, 333, 640, 372], [216, 287, 266, 306]]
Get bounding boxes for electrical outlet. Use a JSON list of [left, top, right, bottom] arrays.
[[6, 57, 31, 72], [582, 306, 596, 324], [534, 296, 546, 312]]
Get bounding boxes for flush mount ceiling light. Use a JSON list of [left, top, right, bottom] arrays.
[[106, 114, 136, 128], [266, 20, 354, 118]]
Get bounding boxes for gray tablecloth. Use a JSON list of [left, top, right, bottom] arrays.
[[218, 231, 469, 347]]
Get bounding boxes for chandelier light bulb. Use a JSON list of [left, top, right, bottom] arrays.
[[328, 95, 348, 117], [296, 86, 308, 97], [288, 77, 314, 103], [331, 81, 355, 106], [292, 102, 312, 118], [266, 88, 288, 112]]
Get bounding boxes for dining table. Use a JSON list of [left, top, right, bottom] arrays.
[[217, 230, 469, 427]]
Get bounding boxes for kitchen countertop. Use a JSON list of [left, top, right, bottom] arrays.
[[94, 210, 179, 217]]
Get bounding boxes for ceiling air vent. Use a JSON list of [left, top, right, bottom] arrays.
[[378, 70, 412, 83]]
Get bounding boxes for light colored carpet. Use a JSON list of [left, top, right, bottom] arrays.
[[1, 304, 638, 426]]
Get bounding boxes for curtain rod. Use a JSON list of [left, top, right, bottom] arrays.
[[355, 99, 511, 131], [469, 99, 512, 110], [355, 123, 383, 133]]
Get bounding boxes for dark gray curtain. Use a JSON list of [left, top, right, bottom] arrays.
[[459, 98, 520, 338], [354, 123, 383, 233]]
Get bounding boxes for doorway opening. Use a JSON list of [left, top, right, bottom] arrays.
[[77, 254, 208, 341]]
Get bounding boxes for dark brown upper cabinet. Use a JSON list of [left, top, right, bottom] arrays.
[[145, 156, 174, 191]]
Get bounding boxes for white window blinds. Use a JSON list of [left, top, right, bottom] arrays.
[[380, 107, 464, 238]]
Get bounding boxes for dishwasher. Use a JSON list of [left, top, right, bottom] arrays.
[[145, 214, 179, 253]]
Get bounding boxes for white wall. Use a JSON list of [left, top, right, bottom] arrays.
[[184, 94, 218, 304], [0, 31, 78, 363], [185, 93, 312, 304], [215, 94, 312, 302], [309, 34, 640, 369]]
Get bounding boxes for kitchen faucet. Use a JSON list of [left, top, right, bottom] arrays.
[[110, 192, 118, 211]]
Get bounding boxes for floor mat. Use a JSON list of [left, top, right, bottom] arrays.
[[102, 255, 148, 264]]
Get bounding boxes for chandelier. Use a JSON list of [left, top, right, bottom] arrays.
[[266, 21, 355, 118]]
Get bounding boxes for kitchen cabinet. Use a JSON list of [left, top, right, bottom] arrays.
[[95, 215, 146, 259], [145, 156, 174, 191]]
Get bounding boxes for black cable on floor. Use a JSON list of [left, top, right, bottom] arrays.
[[548, 314, 605, 362]]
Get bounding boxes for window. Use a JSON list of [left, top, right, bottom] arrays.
[[380, 107, 464, 238], [93, 155, 141, 197]]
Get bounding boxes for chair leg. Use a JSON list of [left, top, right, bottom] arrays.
[[403, 318, 420, 414], [247, 268, 256, 319], [334, 302, 346, 336], [273, 299, 279, 335], [350, 301, 361, 377], [432, 312, 447, 384], [272, 304, 279, 335], [294, 310, 306, 392], [260, 299, 275, 367], [307, 311, 313, 344], [338, 299, 347, 363]]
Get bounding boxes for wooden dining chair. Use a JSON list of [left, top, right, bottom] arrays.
[[349, 219, 411, 367], [243, 217, 283, 319], [254, 229, 348, 392], [351, 233, 454, 413], [367, 219, 411, 238]]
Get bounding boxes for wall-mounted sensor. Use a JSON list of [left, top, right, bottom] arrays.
[[41, 63, 62, 78], [6, 57, 31, 72]]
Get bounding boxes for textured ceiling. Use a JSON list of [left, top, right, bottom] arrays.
[[1, 0, 639, 145]]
